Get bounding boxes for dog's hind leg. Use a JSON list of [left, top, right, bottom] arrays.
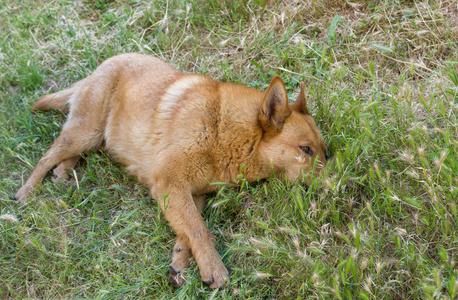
[[169, 195, 206, 287], [16, 121, 104, 204]]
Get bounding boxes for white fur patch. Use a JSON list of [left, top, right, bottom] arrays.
[[158, 76, 204, 118], [295, 155, 306, 164]]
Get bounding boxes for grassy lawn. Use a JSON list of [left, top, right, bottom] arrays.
[[1, 0, 457, 298]]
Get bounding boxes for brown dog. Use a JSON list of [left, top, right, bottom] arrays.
[[16, 53, 326, 288]]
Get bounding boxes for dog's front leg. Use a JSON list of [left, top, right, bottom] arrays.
[[169, 195, 206, 287], [155, 186, 229, 289]]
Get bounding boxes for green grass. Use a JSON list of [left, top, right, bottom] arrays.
[[1, 0, 457, 299]]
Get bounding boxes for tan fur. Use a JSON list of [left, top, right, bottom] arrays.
[[16, 53, 327, 289]]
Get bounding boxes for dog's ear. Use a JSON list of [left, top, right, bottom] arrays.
[[290, 82, 309, 115], [259, 76, 292, 133]]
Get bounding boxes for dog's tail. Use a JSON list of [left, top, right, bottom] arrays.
[[32, 79, 85, 113]]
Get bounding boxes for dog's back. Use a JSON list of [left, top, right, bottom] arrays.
[[33, 53, 180, 113]]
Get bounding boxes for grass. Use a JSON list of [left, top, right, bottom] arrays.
[[1, 0, 457, 298]]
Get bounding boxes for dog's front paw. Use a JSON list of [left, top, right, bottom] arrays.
[[169, 238, 193, 287], [169, 264, 187, 287], [200, 258, 229, 289]]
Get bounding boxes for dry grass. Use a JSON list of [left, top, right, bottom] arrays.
[[1, 0, 457, 299]]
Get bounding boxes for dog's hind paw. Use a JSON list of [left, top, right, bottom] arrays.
[[52, 168, 71, 182], [15, 186, 32, 205]]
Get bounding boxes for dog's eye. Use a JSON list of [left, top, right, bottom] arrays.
[[300, 146, 313, 156]]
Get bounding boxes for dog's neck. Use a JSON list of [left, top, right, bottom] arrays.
[[209, 83, 272, 183]]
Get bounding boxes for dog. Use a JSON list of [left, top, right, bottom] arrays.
[[15, 53, 327, 289]]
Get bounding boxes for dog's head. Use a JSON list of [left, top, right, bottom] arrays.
[[258, 76, 327, 185]]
